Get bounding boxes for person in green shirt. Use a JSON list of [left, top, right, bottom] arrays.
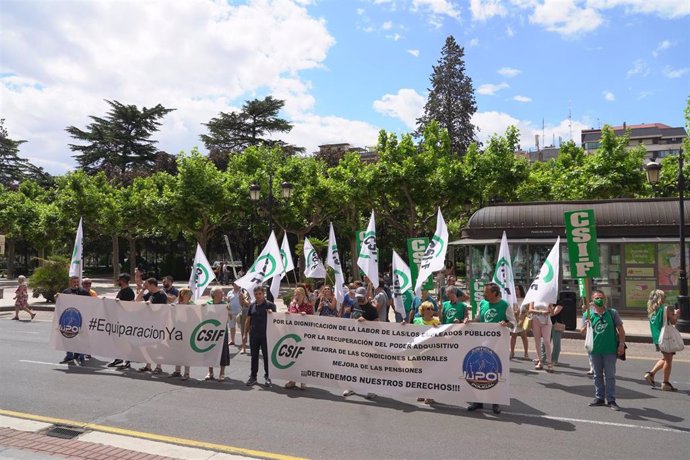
[[644, 289, 680, 391], [466, 282, 515, 415], [580, 290, 626, 410], [440, 286, 468, 324]]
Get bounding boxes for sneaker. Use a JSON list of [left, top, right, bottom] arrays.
[[116, 361, 131, 370], [492, 404, 501, 414], [138, 365, 151, 372], [77, 358, 86, 366], [643, 372, 656, 387], [589, 398, 606, 407], [424, 398, 435, 405], [264, 378, 272, 387], [467, 402, 484, 411], [168, 371, 182, 378], [299, 383, 306, 390], [204, 373, 214, 381], [365, 393, 377, 400], [246, 377, 257, 386], [662, 382, 678, 392], [586, 369, 594, 376], [181, 373, 190, 381], [342, 390, 355, 397], [284, 381, 297, 389], [107, 359, 123, 368], [59, 358, 73, 364], [608, 401, 621, 411], [152, 367, 162, 375]]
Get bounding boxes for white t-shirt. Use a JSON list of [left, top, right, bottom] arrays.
[[532, 301, 551, 325]]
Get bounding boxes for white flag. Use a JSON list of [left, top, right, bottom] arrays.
[[326, 223, 345, 303], [236, 231, 282, 300], [392, 250, 412, 319], [357, 210, 379, 288], [414, 208, 449, 295], [493, 232, 517, 308], [303, 237, 326, 279], [522, 237, 561, 307], [69, 217, 83, 279], [188, 243, 216, 302], [270, 232, 295, 301]]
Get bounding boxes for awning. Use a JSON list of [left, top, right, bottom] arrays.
[[450, 237, 684, 246]]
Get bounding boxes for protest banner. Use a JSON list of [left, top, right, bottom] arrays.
[[50, 295, 227, 366], [267, 313, 510, 404]]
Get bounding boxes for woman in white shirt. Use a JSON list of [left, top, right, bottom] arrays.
[[528, 300, 554, 372]]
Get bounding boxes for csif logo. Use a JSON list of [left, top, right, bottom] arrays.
[[271, 334, 305, 369], [190, 319, 225, 353], [59, 307, 82, 339], [194, 263, 210, 288]]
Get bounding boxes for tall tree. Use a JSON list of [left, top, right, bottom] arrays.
[[0, 119, 29, 187], [66, 100, 174, 179], [415, 35, 477, 156], [201, 96, 301, 167]]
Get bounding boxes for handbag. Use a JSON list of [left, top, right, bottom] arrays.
[[659, 306, 685, 353], [553, 322, 566, 332], [584, 312, 594, 353], [521, 315, 532, 332]]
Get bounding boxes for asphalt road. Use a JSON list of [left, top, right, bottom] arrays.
[[1, 314, 689, 460]]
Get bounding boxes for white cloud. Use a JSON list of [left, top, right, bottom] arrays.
[[283, 114, 381, 154], [411, 0, 461, 19], [382, 20, 393, 30], [0, 0, 345, 174], [662, 66, 690, 79], [626, 59, 650, 78], [602, 90, 615, 101], [652, 39, 673, 57], [477, 82, 510, 95], [470, 0, 507, 21], [356, 8, 365, 15], [386, 33, 403, 41], [529, 0, 603, 37], [469, 38, 480, 47], [506, 25, 515, 36], [586, 0, 690, 19], [498, 67, 521, 78], [407, 49, 420, 57], [637, 90, 653, 100], [372, 88, 426, 129], [513, 95, 532, 102]]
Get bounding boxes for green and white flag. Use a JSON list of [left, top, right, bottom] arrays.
[[392, 250, 412, 319], [493, 231, 517, 308], [304, 237, 326, 279], [270, 232, 294, 301], [414, 208, 448, 295], [69, 217, 83, 280], [357, 210, 379, 288], [522, 237, 561, 307], [236, 230, 282, 300], [188, 243, 215, 302], [326, 223, 345, 304]]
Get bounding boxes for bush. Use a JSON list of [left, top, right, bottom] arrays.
[[29, 256, 69, 303]]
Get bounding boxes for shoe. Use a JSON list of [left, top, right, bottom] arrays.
[[264, 378, 272, 387], [217, 375, 225, 382], [342, 390, 355, 397], [424, 398, 435, 405], [546, 363, 554, 373], [532, 358, 540, 363], [246, 377, 257, 386], [181, 373, 189, 381], [608, 401, 621, 411], [492, 404, 501, 414], [589, 398, 606, 407], [138, 365, 151, 372], [299, 383, 306, 390], [168, 371, 182, 378], [107, 359, 123, 368], [240, 348, 246, 355], [59, 358, 72, 364], [365, 393, 377, 400], [644, 372, 656, 387], [586, 369, 594, 376], [523, 353, 529, 360], [77, 358, 86, 366], [11, 317, 19, 320], [285, 381, 297, 389], [467, 402, 484, 411], [535, 362, 543, 370], [152, 367, 162, 375], [509, 352, 515, 360], [662, 382, 678, 392], [204, 373, 214, 381], [229, 342, 236, 346], [116, 362, 131, 370], [416, 397, 425, 402], [30, 313, 36, 320]]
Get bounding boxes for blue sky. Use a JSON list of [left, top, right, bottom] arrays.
[[1, 0, 688, 175]]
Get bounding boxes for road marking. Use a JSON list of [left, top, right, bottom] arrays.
[[19, 360, 60, 366], [558, 351, 690, 363], [506, 411, 686, 434], [0, 409, 307, 460]]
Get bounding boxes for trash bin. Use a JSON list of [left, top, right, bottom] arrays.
[[557, 291, 578, 331]]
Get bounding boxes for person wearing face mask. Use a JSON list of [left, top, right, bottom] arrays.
[[581, 290, 626, 411], [340, 283, 357, 318]]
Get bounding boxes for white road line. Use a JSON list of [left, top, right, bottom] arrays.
[[19, 360, 61, 366], [506, 411, 686, 434]]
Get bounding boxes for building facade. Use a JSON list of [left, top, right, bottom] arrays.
[[581, 123, 687, 159]]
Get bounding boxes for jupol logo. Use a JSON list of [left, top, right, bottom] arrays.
[[462, 346, 503, 390], [271, 334, 305, 369], [190, 319, 225, 353], [59, 307, 83, 339]]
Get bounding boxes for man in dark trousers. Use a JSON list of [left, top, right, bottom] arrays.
[[59, 275, 91, 365], [109, 273, 135, 368], [244, 285, 276, 387]]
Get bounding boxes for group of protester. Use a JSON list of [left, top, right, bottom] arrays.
[[14, 266, 681, 413]]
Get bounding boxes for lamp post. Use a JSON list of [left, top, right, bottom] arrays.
[[249, 174, 293, 231], [645, 149, 690, 332]]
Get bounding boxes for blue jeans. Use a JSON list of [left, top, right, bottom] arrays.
[[64, 352, 84, 363], [591, 353, 617, 403]]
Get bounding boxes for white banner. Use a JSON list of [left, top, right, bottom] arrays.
[[326, 223, 345, 304], [493, 231, 517, 308], [189, 243, 215, 302], [357, 210, 379, 288], [303, 237, 326, 279], [392, 250, 412, 319], [69, 217, 83, 279], [267, 313, 510, 404], [522, 237, 561, 307], [50, 295, 227, 366], [236, 231, 282, 300], [415, 208, 448, 295]]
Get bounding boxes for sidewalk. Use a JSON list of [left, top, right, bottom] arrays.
[[2, 277, 689, 344]]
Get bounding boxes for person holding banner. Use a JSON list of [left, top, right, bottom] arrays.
[[58, 276, 90, 365], [440, 286, 468, 324], [343, 286, 379, 399], [644, 289, 680, 392], [413, 301, 440, 326], [170, 288, 194, 380], [581, 290, 626, 411], [108, 274, 136, 369], [285, 287, 314, 390], [316, 285, 339, 317], [245, 285, 276, 387], [466, 282, 515, 415], [137, 278, 167, 374], [205, 286, 231, 382]]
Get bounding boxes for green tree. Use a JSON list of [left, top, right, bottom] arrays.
[[415, 36, 477, 156], [0, 186, 34, 277], [0, 119, 30, 187], [66, 100, 175, 179]]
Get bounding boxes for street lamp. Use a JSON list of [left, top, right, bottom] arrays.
[[248, 178, 293, 231], [645, 150, 690, 333]]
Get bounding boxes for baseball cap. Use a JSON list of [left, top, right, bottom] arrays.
[[355, 287, 367, 299]]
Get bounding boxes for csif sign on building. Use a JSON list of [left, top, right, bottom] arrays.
[[564, 209, 600, 278]]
